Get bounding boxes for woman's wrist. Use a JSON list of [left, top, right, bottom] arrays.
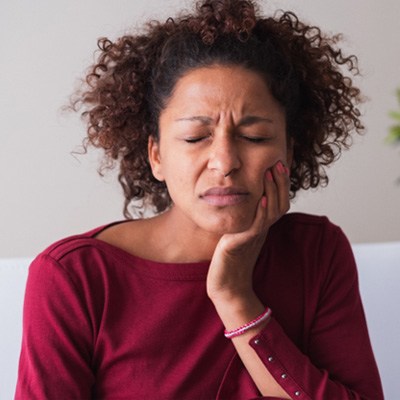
[[212, 292, 267, 333], [224, 307, 272, 339]]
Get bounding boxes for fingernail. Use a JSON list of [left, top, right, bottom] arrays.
[[261, 196, 267, 208], [284, 166, 290, 176], [277, 161, 285, 174], [265, 170, 273, 181]]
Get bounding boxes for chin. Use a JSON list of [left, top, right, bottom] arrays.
[[200, 214, 253, 235]]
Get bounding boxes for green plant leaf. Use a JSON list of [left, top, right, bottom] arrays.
[[389, 111, 400, 121], [386, 87, 400, 144], [386, 125, 400, 143]]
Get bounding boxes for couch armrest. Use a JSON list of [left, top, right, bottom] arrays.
[[0, 258, 31, 400], [353, 242, 400, 399]]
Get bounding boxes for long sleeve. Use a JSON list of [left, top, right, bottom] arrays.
[[15, 253, 95, 399], [15, 231, 240, 400], [246, 223, 383, 399], [15, 215, 384, 399]]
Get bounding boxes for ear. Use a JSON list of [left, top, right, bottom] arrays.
[[148, 135, 165, 182]]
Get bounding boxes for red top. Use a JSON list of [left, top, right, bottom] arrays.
[[15, 213, 384, 399]]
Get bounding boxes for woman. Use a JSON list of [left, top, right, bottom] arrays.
[[16, 0, 383, 399]]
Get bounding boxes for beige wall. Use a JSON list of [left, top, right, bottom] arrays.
[[1, 0, 399, 257]]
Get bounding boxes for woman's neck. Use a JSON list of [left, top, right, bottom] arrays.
[[96, 206, 224, 263], [150, 207, 222, 263]]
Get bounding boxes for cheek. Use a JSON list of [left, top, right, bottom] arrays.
[[255, 150, 280, 172], [262, 144, 288, 168], [162, 157, 196, 197], [165, 155, 197, 180], [249, 149, 284, 193]]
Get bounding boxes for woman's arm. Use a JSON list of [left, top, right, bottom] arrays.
[[207, 163, 383, 399], [15, 253, 94, 399], [213, 296, 291, 399], [246, 228, 382, 399], [207, 161, 293, 398]]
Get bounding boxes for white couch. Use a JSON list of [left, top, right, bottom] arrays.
[[1, 243, 399, 399]]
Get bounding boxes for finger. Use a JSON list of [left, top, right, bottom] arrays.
[[241, 190, 268, 239], [271, 161, 291, 215], [264, 168, 279, 221]]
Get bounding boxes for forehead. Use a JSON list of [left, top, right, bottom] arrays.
[[163, 65, 283, 117]]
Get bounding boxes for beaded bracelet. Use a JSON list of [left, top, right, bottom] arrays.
[[224, 307, 272, 339]]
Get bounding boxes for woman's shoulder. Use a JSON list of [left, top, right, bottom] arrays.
[[275, 212, 340, 232], [35, 217, 159, 267], [271, 212, 349, 249], [278, 212, 332, 227], [266, 213, 355, 280], [34, 221, 131, 265], [26, 221, 143, 292]]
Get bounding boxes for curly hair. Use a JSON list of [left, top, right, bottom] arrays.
[[73, 0, 364, 218]]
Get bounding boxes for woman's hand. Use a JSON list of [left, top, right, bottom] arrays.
[[206, 160, 290, 307], [207, 161, 293, 399]]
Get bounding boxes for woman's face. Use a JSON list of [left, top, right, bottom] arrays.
[[149, 65, 290, 235]]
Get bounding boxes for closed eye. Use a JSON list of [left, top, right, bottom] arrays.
[[184, 136, 208, 143], [240, 135, 271, 143]]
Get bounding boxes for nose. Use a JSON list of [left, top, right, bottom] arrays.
[[207, 135, 241, 177]]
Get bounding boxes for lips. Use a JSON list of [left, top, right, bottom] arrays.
[[200, 187, 249, 206]]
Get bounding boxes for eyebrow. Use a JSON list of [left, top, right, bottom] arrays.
[[175, 115, 274, 126], [175, 116, 213, 124], [239, 115, 274, 126]]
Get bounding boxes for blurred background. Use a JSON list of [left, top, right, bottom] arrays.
[[1, 0, 399, 257]]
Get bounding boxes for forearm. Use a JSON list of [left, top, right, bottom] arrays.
[[211, 292, 383, 400], [212, 295, 292, 399]]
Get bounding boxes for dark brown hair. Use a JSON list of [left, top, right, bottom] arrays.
[[73, 0, 363, 217]]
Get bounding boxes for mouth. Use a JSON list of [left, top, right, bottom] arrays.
[[200, 187, 249, 206]]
